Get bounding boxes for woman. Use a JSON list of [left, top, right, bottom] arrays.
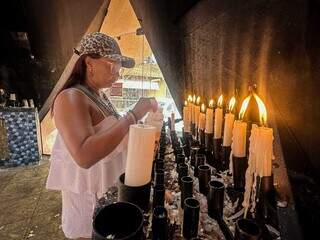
[[46, 32, 157, 239]]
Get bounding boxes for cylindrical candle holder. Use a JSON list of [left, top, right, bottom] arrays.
[[205, 133, 214, 153], [183, 197, 200, 239], [152, 206, 168, 240], [232, 155, 248, 191], [153, 184, 165, 209], [213, 138, 222, 162], [205, 149, 215, 168], [198, 165, 211, 195], [194, 154, 206, 177], [176, 154, 185, 165], [191, 123, 196, 137], [190, 146, 200, 167], [181, 176, 193, 209], [155, 160, 164, 171], [155, 169, 165, 186], [235, 218, 262, 240], [174, 147, 183, 161], [207, 180, 225, 219], [221, 146, 231, 171], [256, 175, 275, 221], [92, 202, 144, 240], [199, 129, 205, 146], [118, 173, 151, 212], [182, 133, 191, 158], [178, 163, 188, 186]]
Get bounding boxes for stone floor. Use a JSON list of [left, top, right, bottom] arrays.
[[0, 156, 67, 240]]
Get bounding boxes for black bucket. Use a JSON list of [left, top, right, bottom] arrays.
[[92, 202, 144, 240]]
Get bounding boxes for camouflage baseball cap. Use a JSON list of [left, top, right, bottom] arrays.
[[75, 32, 135, 68]]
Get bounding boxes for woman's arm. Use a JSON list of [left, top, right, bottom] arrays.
[[54, 89, 137, 169]]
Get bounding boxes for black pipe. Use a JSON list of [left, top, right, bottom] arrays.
[[153, 184, 165, 209], [232, 155, 248, 191], [178, 163, 188, 186], [152, 206, 168, 240], [221, 146, 231, 171], [194, 154, 205, 177]]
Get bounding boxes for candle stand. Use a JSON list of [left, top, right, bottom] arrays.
[[232, 155, 248, 191], [221, 146, 231, 171], [118, 173, 151, 212], [213, 138, 222, 168]]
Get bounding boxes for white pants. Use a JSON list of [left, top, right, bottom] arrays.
[[61, 190, 97, 239]]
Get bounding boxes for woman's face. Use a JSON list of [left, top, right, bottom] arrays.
[[86, 57, 122, 89]]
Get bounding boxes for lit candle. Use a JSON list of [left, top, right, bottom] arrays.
[[252, 93, 274, 177], [205, 99, 214, 133], [191, 94, 196, 123], [223, 97, 236, 146], [125, 124, 156, 186], [183, 100, 191, 132], [232, 95, 251, 157], [194, 96, 201, 129], [214, 95, 223, 139], [198, 103, 206, 130]]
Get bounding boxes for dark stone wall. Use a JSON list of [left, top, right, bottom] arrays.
[[179, 0, 320, 178]]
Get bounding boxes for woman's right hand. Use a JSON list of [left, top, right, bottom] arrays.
[[132, 97, 157, 120]]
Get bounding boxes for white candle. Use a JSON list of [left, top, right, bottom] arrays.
[[183, 102, 191, 132], [232, 120, 247, 157], [205, 101, 214, 134], [256, 127, 274, 177], [198, 113, 206, 130], [194, 105, 200, 128], [214, 107, 223, 139], [243, 124, 259, 217], [125, 124, 156, 186], [223, 113, 234, 146], [171, 112, 175, 131], [191, 95, 196, 123]]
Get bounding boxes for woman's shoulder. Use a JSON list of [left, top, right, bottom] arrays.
[[54, 88, 89, 113]]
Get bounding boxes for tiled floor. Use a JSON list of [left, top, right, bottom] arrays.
[[0, 157, 67, 240]]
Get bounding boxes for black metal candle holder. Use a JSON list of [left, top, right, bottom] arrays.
[[232, 155, 248, 191], [190, 146, 200, 167], [176, 154, 185, 165], [118, 173, 151, 212], [154, 169, 165, 186], [183, 197, 200, 239], [256, 175, 276, 221], [152, 206, 168, 240], [153, 184, 165, 209], [199, 129, 205, 147], [213, 138, 222, 163], [191, 123, 196, 137], [178, 163, 188, 186], [194, 154, 206, 178], [181, 176, 193, 209], [92, 202, 144, 240], [198, 165, 211, 195], [221, 146, 231, 171], [235, 218, 262, 240], [207, 180, 225, 219], [205, 133, 214, 153]]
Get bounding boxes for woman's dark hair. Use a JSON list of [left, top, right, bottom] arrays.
[[50, 53, 101, 116]]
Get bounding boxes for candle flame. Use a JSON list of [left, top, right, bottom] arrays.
[[196, 96, 201, 105], [201, 103, 206, 112], [184, 100, 188, 106], [253, 93, 267, 125], [217, 95, 223, 108], [188, 95, 193, 102], [209, 99, 214, 108], [192, 94, 196, 103], [239, 95, 251, 120], [228, 97, 236, 112]]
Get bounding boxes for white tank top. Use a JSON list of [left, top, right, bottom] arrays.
[[46, 115, 128, 195]]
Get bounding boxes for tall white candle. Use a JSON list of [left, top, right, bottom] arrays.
[[193, 96, 200, 128], [205, 100, 214, 134], [214, 108, 223, 139], [171, 112, 175, 131], [198, 104, 206, 130], [191, 95, 196, 123], [256, 127, 274, 177], [125, 124, 156, 186], [232, 120, 247, 157], [223, 113, 235, 146], [183, 101, 191, 132], [243, 124, 259, 217]]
